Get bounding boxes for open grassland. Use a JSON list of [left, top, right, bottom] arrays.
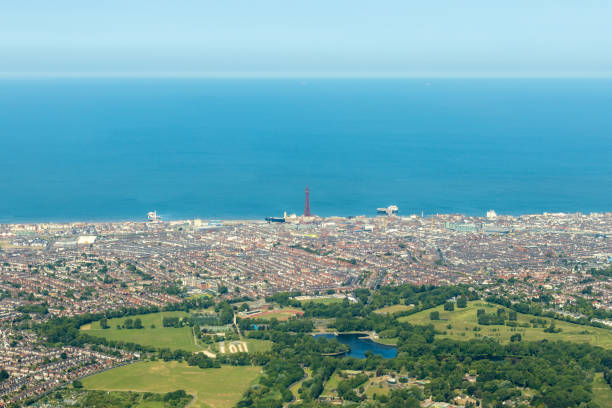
[[398, 301, 612, 349], [321, 371, 342, 397], [82, 361, 261, 408], [592, 373, 612, 408], [244, 338, 273, 353], [39, 389, 187, 408], [84, 311, 190, 330], [249, 309, 303, 321], [365, 380, 391, 399], [373, 304, 413, 315], [300, 297, 344, 306], [81, 311, 201, 351]]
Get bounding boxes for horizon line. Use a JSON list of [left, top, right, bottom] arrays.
[[1, 71, 612, 79]]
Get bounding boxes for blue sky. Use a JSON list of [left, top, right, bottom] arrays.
[[1, 0, 611, 77]]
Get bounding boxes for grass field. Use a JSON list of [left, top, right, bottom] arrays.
[[82, 361, 261, 408], [81, 311, 202, 351], [373, 304, 413, 315], [244, 339, 273, 353], [39, 389, 187, 408], [398, 301, 612, 349], [300, 297, 344, 305], [592, 373, 612, 408], [321, 371, 342, 397], [248, 309, 303, 321], [364, 380, 391, 399]]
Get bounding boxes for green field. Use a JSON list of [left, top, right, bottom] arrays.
[[375, 337, 399, 345], [321, 371, 342, 397], [251, 309, 303, 321], [364, 380, 391, 399], [82, 361, 261, 408], [373, 304, 413, 315], [244, 339, 273, 353], [592, 373, 612, 408], [398, 301, 612, 349], [39, 389, 190, 408], [81, 311, 203, 351], [300, 297, 344, 305]]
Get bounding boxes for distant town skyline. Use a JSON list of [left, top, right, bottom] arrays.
[[1, 0, 611, 78]]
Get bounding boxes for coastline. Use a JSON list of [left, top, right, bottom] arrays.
[[1, 210, 611, 226]]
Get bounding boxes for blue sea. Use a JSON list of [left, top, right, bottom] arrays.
[[1, 79, 611, 223]]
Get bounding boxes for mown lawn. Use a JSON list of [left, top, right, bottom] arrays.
[[243, 339, 273, 353], [592, 372, 612, 408], [251, 309, 303, 321], [81, 311, 201, 351], [300, 297, 344, 306], [321, 371, 342, 397], [82, 361, 261, 408], [398, 301, 612, 349], [373, 304, 413, 315]]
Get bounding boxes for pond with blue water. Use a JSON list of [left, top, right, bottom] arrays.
[[315, 333, 398, 359]]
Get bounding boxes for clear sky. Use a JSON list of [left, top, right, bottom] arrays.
[[1, 0, 611, 77]]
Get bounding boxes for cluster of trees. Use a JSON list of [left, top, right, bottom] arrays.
[[215, 301, 234, 325], [120, 318, 143, 329], [161, 284, 185, 296], [17, 302, 49, 315], [588, 265, 612, 279], [41, 389, 192, 408], [369, 284, 478, 312], [162, 317, 183, 328], [126, 263, 153, 280], [335, 373, 369, 402], [99, 317, 109, 329], [186, 353, 218, 369], [236, 285, 612, 408], [33, 285, 612, 408], [487, 293, 612, 327], [477, 308, 517, 326], [265, 291, 302, 307]]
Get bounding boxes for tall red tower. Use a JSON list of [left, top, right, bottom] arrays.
[[304, 186, 311, 216]]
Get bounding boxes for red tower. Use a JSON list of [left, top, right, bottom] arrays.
[[304, 186, 311, 216]]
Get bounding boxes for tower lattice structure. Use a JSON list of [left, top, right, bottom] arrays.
[[304, 186, 311, 216]]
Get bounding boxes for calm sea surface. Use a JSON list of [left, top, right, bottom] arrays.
[[1, 79, 611, 223]]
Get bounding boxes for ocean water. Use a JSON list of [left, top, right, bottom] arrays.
[[0, 78, 611, 223]]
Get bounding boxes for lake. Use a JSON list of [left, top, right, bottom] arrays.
[[315, 333, 398, 359]]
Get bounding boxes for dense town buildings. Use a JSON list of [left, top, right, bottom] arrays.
[[0, 211, 610, 404]]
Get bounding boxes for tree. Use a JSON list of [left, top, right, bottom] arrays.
[[134, 318, 143, 329], [444, 302, 455, 312], [430, 311, 440, 320], [510, 333, 522, 342], [456, 296, 468, 308], [508, 311, 517, 321], [72, 380, 83, 389], [218, 285, 228, 294], [100, 317, 109, 329], [0, 369, 9, 382]]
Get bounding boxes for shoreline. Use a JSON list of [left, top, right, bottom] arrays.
[[313, 331, 397, 348], [2, 210, 611, 227]]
